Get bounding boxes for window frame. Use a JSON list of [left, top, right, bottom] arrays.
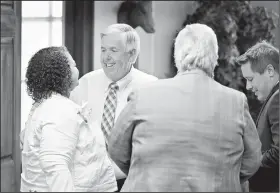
[[21, 1, 64, 50], [20, 1, 64, 131]]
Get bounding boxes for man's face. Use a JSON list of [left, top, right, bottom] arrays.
[[241, 61, 271, 102], [101, 33, 132, 82]]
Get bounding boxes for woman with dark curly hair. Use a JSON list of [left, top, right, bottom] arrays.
[[20, 46, 117, 192], [25, 46, 78, 102]]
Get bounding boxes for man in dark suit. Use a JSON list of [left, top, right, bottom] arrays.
[[236, 41, 279, 192], [108, 23, 262, 192]]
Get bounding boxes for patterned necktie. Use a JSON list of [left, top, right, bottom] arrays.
[[101, 82, 119, 148]]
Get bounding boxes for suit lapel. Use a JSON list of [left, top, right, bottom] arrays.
[[256, 82, 279, 127]]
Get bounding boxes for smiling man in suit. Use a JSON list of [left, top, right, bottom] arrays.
[[70, 23, 158, 191], [236, 41, 279, 192], [108, 23, 262, 192]]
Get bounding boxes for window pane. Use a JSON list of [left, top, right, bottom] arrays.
[[21, 0, 64, 130], [51, 20, 63, 46], [52, 1, 63, 17], [21, 21, 50, 79], [21, 21, 50, 131], [22, 1, 50, 18]]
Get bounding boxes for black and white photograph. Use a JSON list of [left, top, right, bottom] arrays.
[[1, 0, 279, 192]]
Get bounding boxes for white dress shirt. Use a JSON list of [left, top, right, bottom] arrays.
[[70, 67, 158, 179], [20, 94, 117, 192]]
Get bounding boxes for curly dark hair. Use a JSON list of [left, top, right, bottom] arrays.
[[25, 46, 73, 103]]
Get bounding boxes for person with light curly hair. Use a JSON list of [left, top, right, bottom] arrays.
[[108, 23, 262, 192], [20, 46, 117, 192]]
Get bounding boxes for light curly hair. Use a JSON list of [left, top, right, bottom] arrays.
[[174, 23, 219, 77]]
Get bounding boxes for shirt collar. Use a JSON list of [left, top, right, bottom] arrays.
[[105, 66, 135, 92], [256, 80, 279, 125], [176, 68, 211, 78], [275, 80, 279, 87], [270, 80, 279, 96], [264, 80, 279, 101]]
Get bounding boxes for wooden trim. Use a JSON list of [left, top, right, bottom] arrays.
[[22, 17, 62, 21], [64, 1, 74, 55], [1, 37, 14, 159], [13, 1, 21, 191], [62, 1, 65, 45], [48, 1, 52, 45], [64, 1, 94, 77], [1, 1, 13, 6], [1, 4, 16, 37]]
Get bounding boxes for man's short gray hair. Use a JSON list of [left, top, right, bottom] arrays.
[[101, 23, 140, 64], [174, 23, 219, 76]]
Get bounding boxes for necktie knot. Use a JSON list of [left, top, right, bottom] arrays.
[[109, 82, 119, 91]]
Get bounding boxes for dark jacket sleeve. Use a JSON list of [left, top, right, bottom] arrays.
[[240, 94, 262, 183], [249, 92, 279, 192], [262, 92, 279, 168]]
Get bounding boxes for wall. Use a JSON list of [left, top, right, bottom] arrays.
[[93, 1, 279, 79], [93, 1, 196, 78], [1, 1, 22, 191], [94, 1, 120, 71], [153, 1, 196, 78]]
